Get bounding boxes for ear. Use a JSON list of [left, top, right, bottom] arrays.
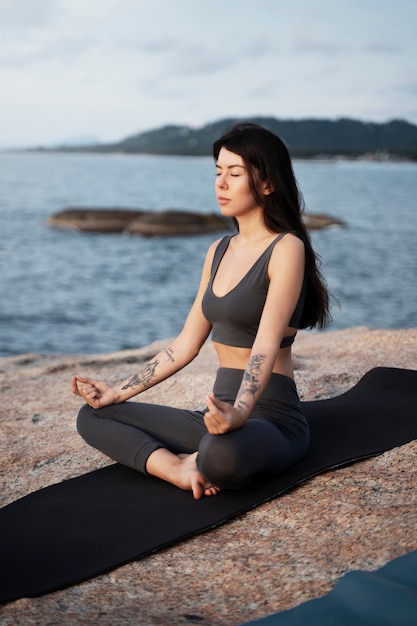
[[262, 181, 274, 196]]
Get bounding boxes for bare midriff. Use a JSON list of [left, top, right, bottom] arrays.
[[212, 328, 296, 380]]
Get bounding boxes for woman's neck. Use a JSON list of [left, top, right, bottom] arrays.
[[235, 212, 272, 244]]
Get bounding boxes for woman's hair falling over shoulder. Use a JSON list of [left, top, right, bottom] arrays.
[[213, 122, 331, 330]]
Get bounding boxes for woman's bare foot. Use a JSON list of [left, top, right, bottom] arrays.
[[145, 449, 220, 500], [177, 452, 220, 499]]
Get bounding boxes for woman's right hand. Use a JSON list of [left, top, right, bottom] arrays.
[[71, 375, 120, 409]]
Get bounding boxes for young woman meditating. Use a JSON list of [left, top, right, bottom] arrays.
[[72, 122, 330, 499]]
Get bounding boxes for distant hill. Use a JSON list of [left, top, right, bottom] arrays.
[[58, 117, 417, 159]]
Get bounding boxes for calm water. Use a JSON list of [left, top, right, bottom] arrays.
[[0, 152, 416, 357]]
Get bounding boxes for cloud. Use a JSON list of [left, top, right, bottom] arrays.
[[243, 36, 279, 59], [0, 0, 59, 30], [158, 33, 281, 81], [246, 78, 282, 99], [394, 74, 417, 96], [363, 41, 403, 54], [0, 35, 93, 68], [291, 34, 347, 55], [167, 44, 227, 77], [133, 37, 178, 55]]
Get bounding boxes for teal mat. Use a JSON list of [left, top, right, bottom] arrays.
[[244, 550, 417, 626]]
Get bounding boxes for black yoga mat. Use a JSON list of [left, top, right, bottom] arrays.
[[1, 367, 416, 604]]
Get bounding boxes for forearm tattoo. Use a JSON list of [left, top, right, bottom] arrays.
[[235, 353, 267, 411], [164, 346, 175, 363], [122, 345, 176, 390]]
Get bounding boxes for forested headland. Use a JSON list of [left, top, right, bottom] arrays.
[[51, 117, 417, 159]]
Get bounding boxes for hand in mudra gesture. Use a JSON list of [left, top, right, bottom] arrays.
[[204, 393, 247, 434], [72, 375, 119, 409]]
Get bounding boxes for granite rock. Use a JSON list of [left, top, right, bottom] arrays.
[[46, 208, 345, 236], [0, 327, 416, 625]]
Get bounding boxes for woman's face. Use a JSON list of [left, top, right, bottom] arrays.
[[215, 147, 267, 219]]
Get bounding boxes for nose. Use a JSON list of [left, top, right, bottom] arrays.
[[216, 172, 228, 189]]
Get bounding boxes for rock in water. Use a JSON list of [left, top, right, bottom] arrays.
[[47, 207, 346, 236]]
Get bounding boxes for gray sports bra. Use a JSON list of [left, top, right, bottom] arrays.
[[201, 233, 306, 349]]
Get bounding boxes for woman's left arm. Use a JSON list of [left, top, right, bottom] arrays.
[[205, 234, 305, 434]]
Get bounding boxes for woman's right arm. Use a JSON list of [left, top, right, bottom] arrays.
[[72, 240, 219, 408]]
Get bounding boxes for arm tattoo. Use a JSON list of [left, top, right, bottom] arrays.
[[122, 345, 176, 390], [235, 353, 267, 409], [164, 346, 175, 363], [122, 359, 159, 390]]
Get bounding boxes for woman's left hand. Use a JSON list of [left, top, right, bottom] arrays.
[[204, 393, 247, 434]]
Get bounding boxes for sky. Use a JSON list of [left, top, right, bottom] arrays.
[[1, 0, 416, 148]]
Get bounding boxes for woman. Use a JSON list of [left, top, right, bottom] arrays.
[[73, 122, 330, 500]]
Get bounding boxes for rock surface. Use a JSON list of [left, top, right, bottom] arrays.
[[0, 327, 416, 625], [47, 208, 145, 233], [47, 208, 346, 236], [46, 208, 232, 235], [125, 210, 231, 236]]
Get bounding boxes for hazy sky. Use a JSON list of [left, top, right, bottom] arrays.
[[1, 0, 416, 147]]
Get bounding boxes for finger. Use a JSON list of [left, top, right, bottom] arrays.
[[205, 401, 229, 425], [74, 375, 94, 385], [205, 396, 225, 419], [206, 393, 221, 409], [207, 393, 231, 413], [71, 377, 80, 395]]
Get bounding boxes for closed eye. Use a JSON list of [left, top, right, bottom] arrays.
[[215, 169, 241, 177]]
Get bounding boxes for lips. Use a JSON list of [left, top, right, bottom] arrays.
[[217, 196, 230, 205]]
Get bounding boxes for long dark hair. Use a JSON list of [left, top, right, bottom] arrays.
[[213, 122, 330, 329]]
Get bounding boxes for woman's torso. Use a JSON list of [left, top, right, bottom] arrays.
[[202, 233, 304, 379]]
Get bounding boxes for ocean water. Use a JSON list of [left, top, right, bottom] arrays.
[[0, 151, 416, 357]]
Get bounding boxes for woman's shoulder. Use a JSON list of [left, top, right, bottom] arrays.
[[273, 231, 305, 252], [269, 232, 305, 270]]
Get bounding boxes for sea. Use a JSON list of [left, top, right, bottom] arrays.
[[0, 151, 416, 357]]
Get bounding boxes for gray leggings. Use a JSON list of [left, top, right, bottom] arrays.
[[77, 368, 309, 489]]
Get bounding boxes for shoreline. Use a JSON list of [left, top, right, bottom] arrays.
[[4, 147, 417, 162], [1, 326, 416, 625]]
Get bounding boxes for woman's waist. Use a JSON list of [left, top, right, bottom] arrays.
[[212, 367, 298, 401], [213, 341, 294, 379]]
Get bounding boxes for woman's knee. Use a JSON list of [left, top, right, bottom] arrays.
[[197, 433, 250, 490], [76, 404, 97, 442]]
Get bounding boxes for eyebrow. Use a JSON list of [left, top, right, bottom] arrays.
[[215, 163, 246, 169]]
